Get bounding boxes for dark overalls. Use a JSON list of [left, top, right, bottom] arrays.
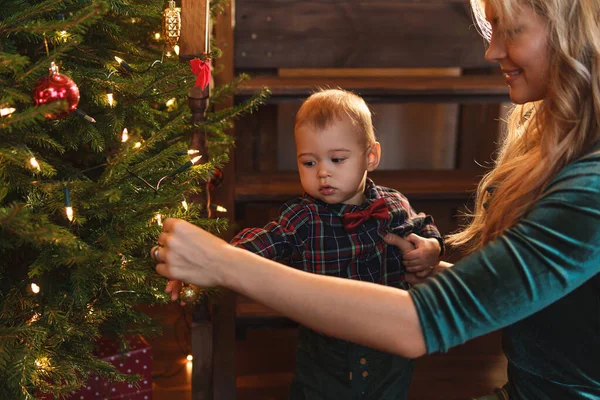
[[290, 326, 414, 400]]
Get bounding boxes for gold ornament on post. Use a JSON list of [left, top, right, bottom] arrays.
[[162, 0, 181, 48]]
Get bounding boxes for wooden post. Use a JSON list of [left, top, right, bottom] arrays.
[[211, 2, 238, 398], [178, 0, 213, 399]]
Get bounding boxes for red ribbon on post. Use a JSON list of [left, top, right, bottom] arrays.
[[190, 58, 211, 90]]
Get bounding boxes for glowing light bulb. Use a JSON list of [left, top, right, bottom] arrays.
[[215, 205, 227, 213], [31, 283, 40, 294], [155, 214, 162, 226], [0, 107, 16, 117], [166, 98, 176, 108], [134, 142, 142, 148], [181, 200, 188, 211], [186, 354, 193, 361], [66, 206, 74, 221], [29, 157, 41, 171], [107, 92, 114, 107], [174, 45, 180, 55], [154, 32, 161, 40], [187, 149, 200, 155], [121, 128, 129, 142], [114, 56, 133, 72], [191, 156, 202, 164]]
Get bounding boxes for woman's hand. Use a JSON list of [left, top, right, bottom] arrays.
[[151, 218, 231, 288]]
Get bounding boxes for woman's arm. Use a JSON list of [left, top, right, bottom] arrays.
[[155, 219, 427, 358]]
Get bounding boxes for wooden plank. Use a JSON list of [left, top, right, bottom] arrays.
[[210, 2, 237, 400], [278, 68, 462, 78], [235, 170, 480, 202], [236, 76, 509, 103], [235, 0, 489, 69], [457, 103, 502, 170]]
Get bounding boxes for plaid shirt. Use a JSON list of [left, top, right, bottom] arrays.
[[231, 178, 443, 289]]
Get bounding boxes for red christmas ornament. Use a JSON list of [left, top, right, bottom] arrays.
[[32, 62, 80, 119], [208, 168, 223, 190]]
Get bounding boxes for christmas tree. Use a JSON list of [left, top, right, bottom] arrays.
[[0, 0, 267, 397]]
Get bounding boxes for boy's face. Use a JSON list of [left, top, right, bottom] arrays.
[[295, 117, 380, 206]]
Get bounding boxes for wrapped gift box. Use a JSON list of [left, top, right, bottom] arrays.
[[67, 335, 152, 400]]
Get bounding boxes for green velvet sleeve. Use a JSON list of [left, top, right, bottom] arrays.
[[410, 153, 600, 353]]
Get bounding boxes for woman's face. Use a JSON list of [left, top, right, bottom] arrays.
[[484, 1, 551, 104]]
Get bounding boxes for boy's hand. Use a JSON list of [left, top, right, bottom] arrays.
[[401, 234, 441, 276]]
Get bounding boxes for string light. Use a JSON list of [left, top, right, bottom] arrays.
[[57, 30, 69, 42], [154, 214, 163, 226], [64, 185, 74, 222], [29, 157, 41, 171], [27, 312, 41, 325], [106, 88, 114, 107], [186, 354, 193, 362], [35, 357, 50, 369], [73, 109, 96, 123], [169, 155, 202, 176], [165, 98, 176, 108], [114, 56, 134, 73], [174, 45, 180, 55], [134, 142, 142, 148], [31, 283, 40, 294], [154, 32, 161, 40], [214, 205, 227, 213], [121, 128, 129, 142], [0, 107, 16, 117], [181, 200, 188, 211]]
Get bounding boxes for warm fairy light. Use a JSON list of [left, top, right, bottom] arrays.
[[174, 45, 180, 55], [31, 283, 40, 294], [131, 17, 138, 23], [154, 32, 161, 40], [191, 156, 202, 164], [114, 56, 134, 72], [58, 30, 69, 42], [186, 354, 193, 362], [165, 51, 172, 57], [215, 205, 227, 213], [28, 312, 41, 325], [121, 128, 129, 142], [181, 200, 188, 211], [187, 149, 200, 155], [107, 92, 114, 107], [66, 206, 74, 221], [35, 357, 50, 369], [0, 107, 16, 117], [155, 214, 163, 226], [29, 157, 41, 171], [134, 142, 142, 148], [165, 98, 176, 108]]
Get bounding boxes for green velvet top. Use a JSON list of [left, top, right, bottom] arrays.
[[410, 143, 600, 399]]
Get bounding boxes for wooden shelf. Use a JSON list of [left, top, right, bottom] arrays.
[[235, 170, 480, 202], [237, 75, 510, 103]]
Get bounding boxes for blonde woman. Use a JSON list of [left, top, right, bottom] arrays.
[[153, 0, 600, 398]]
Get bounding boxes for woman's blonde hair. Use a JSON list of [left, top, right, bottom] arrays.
[[448, 0, 600, 252], [294, 88, 377, 148]]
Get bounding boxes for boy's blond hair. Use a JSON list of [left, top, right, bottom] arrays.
[[294, 88, 376, 147]]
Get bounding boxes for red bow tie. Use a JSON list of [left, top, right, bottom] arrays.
[[342, 198, 390, 231]]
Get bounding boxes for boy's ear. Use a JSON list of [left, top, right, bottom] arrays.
[[366, 142, 381, 172]]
